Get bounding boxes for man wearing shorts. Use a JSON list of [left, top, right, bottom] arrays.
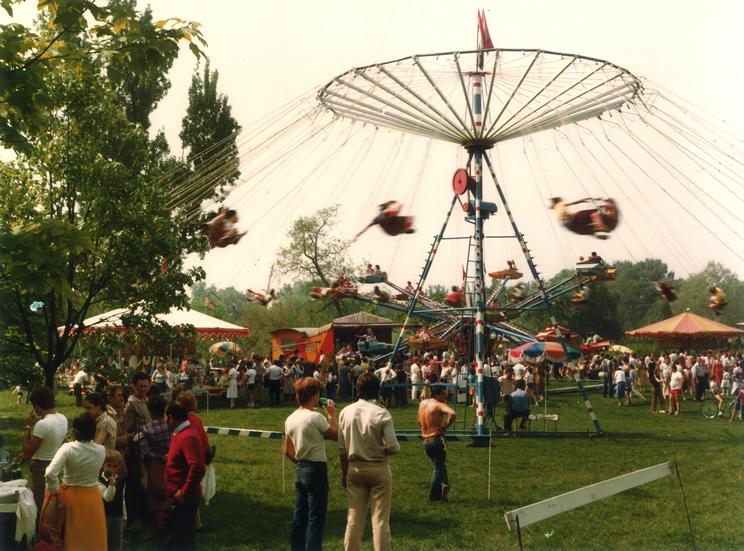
[[668, 366, 684, 415]]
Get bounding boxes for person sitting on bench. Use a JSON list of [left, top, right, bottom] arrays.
[[503, 380, 531, 432]]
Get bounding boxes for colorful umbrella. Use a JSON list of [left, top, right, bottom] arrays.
[[209, 341, 244, 357], [509, 341, 580, 364]]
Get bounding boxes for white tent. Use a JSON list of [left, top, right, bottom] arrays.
[[70, 306, 250, 339]]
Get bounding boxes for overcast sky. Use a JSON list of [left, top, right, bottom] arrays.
[[146, 0, 744, 292], [10, 1, 744, 291]]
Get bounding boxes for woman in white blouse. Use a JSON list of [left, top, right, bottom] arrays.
[[45, 413, 106, 551]]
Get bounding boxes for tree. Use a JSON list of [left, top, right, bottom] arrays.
[[512, 270, 622, 339], [0, 0, 205, 151], [673, 261, 743, 324], [275, 205, 358, 295], [0, 63, 203, 387], [612, 259, 673, 329], [177, 60, 241, 215], [106, 2, 177, 131]]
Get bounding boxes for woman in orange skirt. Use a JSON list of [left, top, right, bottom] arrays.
[[45, 413, 107, 551]]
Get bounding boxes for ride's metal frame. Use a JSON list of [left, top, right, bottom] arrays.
[[319, 31, 643, 438]]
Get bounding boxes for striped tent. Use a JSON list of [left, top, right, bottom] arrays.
[[626, 312, 744, 349]]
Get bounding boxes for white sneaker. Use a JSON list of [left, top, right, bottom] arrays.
[[659, 410, 665, 413]]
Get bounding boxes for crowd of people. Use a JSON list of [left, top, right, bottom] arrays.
[[587, 350, 744, 417], [15, 375, 210, 551], [10, 344, 744, 551]]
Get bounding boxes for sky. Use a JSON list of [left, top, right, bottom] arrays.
[[146, 0, 744, 293], [9, 1, 744, 292]]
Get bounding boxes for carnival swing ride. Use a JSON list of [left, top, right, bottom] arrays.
[[167, 11, 744, 436]]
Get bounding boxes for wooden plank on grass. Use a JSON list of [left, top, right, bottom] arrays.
[[504, 461, 673, 531]]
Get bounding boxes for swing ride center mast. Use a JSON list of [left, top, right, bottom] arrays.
[[318, 43, 642, 436]]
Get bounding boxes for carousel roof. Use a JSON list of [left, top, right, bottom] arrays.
[[626, 312, 744, 338]]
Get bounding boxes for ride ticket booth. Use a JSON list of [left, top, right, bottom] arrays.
[[271, 312, 393, 362]]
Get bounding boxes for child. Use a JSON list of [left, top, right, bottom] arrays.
[[98, 449, 125, 551], [721, 371, 732, 397], [12, 384, 22, 405]]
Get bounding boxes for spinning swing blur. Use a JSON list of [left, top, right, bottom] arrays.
[[355, 201, 415, 240], [551, 197, 619, 240], [245, 289, 275, 306], [205, 208, 245, 248], [709, 286, 728, 316], [654, 282, 677, 302]]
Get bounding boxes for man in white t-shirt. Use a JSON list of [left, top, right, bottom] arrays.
[[245, 363, 258, 407], [409, 358, 422, 401], [17, 386, 68, 517], [267, 361, 284, 406], [72, 366, 88, 406], [668, 366, 684, 415], [284, 378, 337, 551], [512, 363, 526, 381]]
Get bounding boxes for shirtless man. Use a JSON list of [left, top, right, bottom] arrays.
[[417, 385, 457, 502]]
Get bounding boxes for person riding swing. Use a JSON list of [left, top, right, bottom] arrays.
[[246, 289, 275, 306], [206, 208, 246, 248], [355, 201, 415, 239], [551, 197, 619, 240]]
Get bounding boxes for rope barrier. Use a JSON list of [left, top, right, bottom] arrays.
[[203, 425, 473, 441]]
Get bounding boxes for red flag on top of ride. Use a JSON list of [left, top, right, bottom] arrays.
[[478, 10, 494, 49]]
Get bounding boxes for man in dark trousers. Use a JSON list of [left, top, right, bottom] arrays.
[[161, 402, 205, 551], [504, 380, 531, 432]]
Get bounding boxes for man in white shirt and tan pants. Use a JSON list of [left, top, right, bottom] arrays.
[[338, 372, 400, 551], [17, 386, 68, 519]]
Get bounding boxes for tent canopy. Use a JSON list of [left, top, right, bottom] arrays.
[[69, 307, 251, 339], [626, 312, 744, 339]]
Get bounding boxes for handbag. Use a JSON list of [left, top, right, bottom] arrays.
[[205, 444, 216, 465], [35, 493, 65, 551]]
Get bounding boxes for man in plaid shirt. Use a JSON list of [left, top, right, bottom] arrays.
[[137, 395, 171, 531], [124, 372, 151, 527], [138, 395, 171, 459]]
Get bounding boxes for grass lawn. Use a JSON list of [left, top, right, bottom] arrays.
[[1, 385, 742, 550]]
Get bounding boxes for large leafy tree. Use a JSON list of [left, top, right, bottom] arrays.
[[0, 0, 205, 151], [673, 261, 743, 324], [275, 205, 356, 287], [0, 57, 203, 386], [176, 60, 241, 217], [612, 259, 674, 329], [105, 1, 177, 131]]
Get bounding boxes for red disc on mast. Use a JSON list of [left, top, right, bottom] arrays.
[[452, 168, 471, 195]]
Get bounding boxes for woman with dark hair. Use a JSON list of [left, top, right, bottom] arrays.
[[45, 413, 106, 551], [83, 392, 118, 450]]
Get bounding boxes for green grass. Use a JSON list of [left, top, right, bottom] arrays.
[[2, 387, 743, 550]]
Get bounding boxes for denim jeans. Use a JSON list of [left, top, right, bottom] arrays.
[[291, 461, 329, 551], [602, 374, 612, 397], [423, 436, 449, 501]]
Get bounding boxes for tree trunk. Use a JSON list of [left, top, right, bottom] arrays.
[[44, 365, 57, 389]]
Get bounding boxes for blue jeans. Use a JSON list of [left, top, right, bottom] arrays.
[[291, 461, 329, 551], [423, 436, 449, 501], [603, 374, 612, 397]]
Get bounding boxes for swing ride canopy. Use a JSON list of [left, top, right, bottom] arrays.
[[626, 312, 744, 348], [63, 307, 251, 339], [319, 48, 642, 146]]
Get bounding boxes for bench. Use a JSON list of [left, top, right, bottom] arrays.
[[528, 413, 559, 432]]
